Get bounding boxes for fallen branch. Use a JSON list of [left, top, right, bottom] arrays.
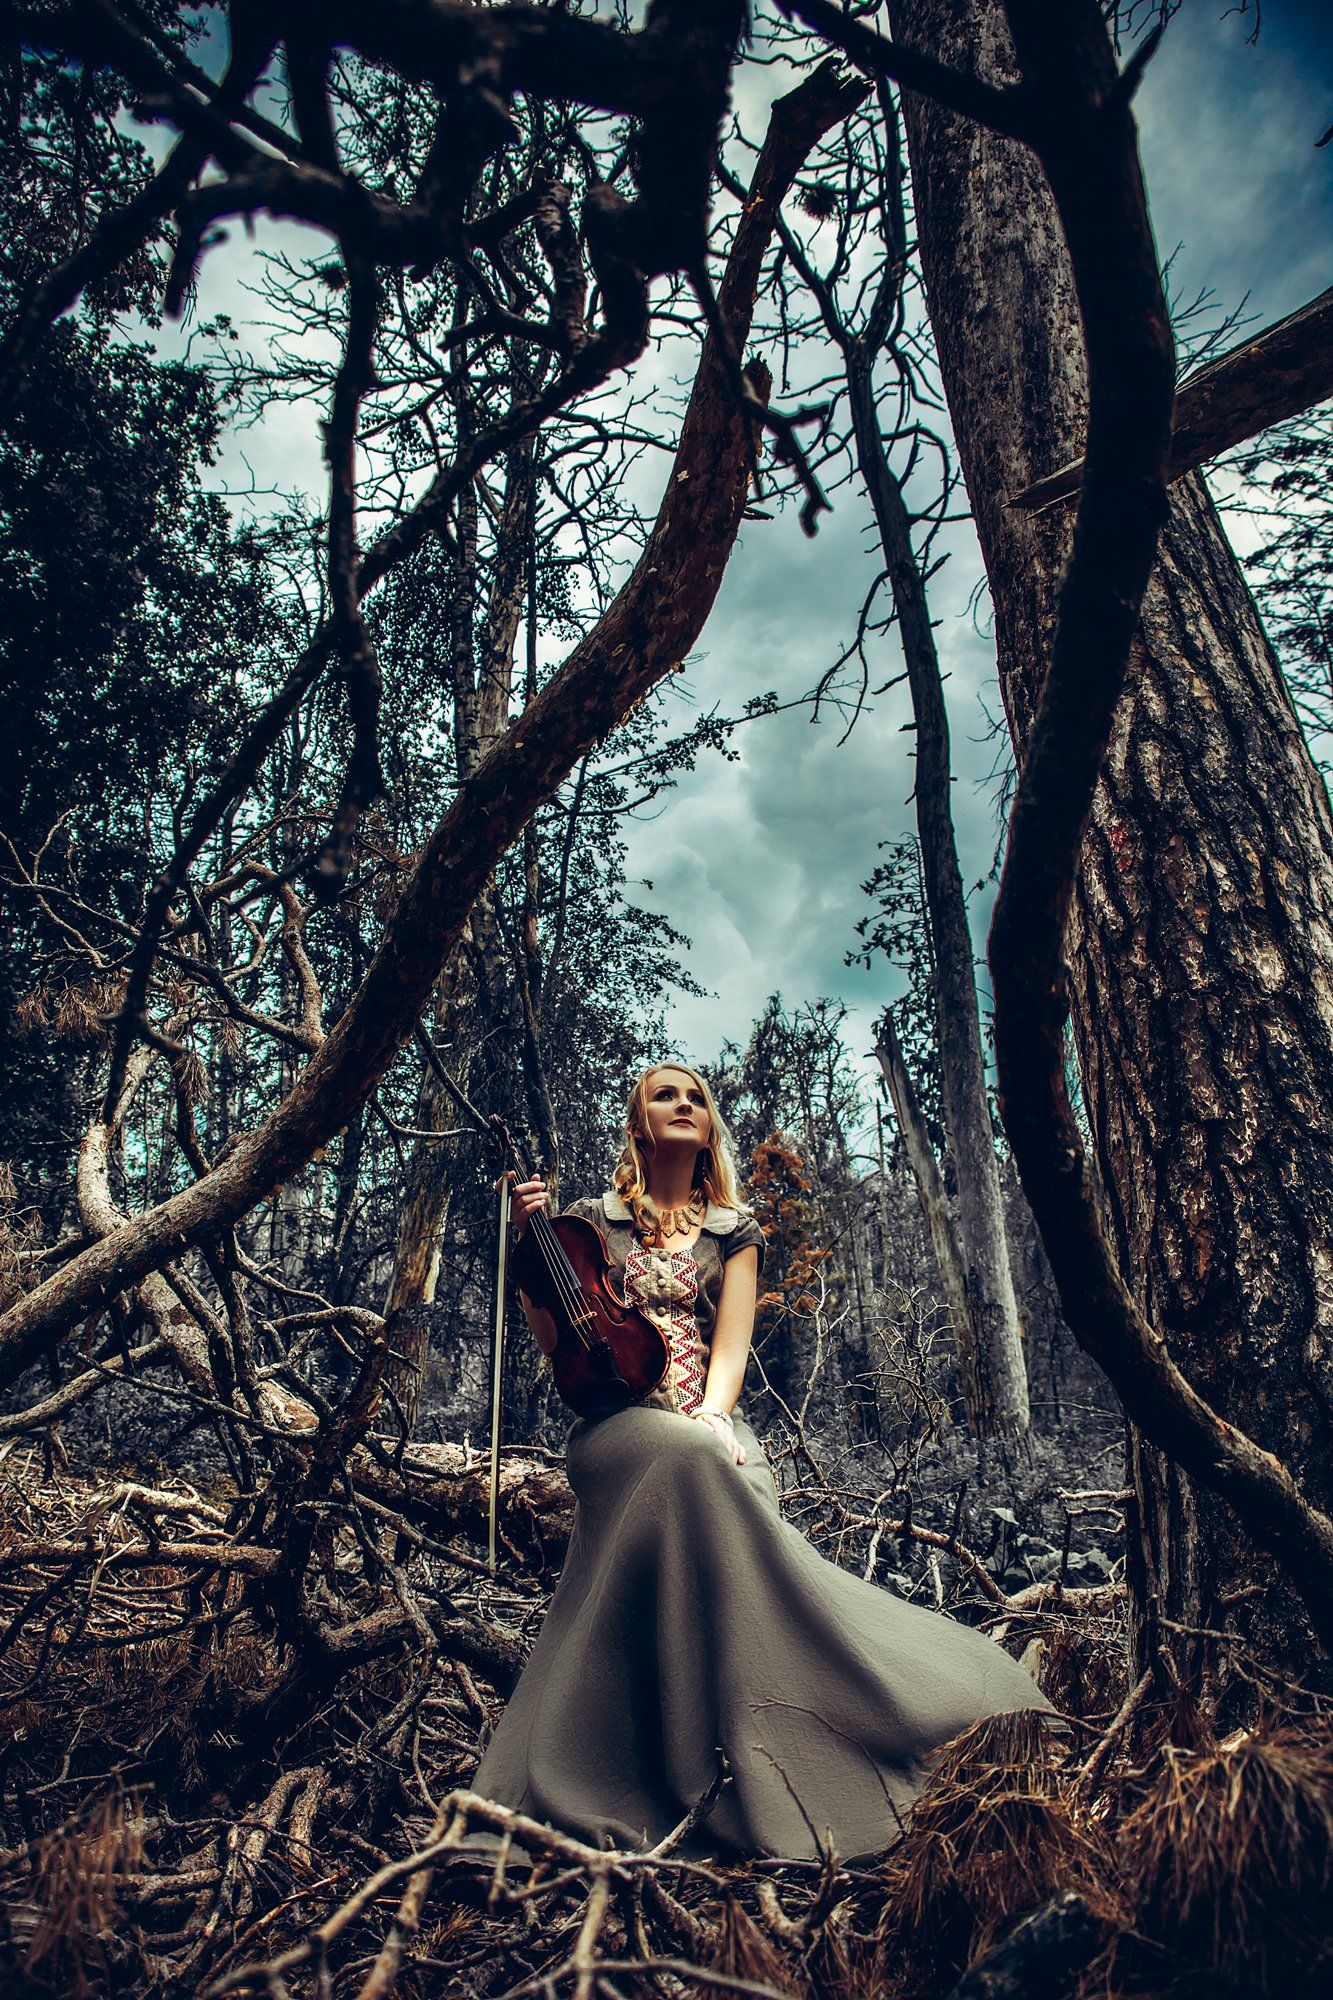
[[352, 1439, 574, 1570], [1011, 284, 1333, 512], [0, 60, 861, 1379]]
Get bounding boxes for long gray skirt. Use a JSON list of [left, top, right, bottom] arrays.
[[461, 1404, 1055, 1864]]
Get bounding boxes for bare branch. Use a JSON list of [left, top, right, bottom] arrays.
[[1012, 284, 1333, 513]]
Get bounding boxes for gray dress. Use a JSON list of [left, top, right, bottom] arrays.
[[461, 1192, 1055, 1864]]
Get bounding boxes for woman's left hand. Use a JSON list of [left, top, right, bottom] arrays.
[[692, 1408, 746, 1465]]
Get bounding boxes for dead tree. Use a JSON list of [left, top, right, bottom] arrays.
[[762, 78, 1030, 1437]]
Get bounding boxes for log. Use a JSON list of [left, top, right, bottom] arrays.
[[1011, 286, 1333, 513], [352, 1438, 574, 1572], [941, 1891, 1103, 1999]]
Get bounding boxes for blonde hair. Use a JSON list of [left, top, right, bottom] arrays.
[[613, 1062, 746, 1216]]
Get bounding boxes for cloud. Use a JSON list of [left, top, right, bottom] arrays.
[[624, 2, 1326, 1090], [621, 484, 1006, 1087], [123, 5, 1321, 1117], [1136, 4, 1332, 328]]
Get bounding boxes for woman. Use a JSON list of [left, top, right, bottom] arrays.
[[460, 1061, 1055, 1865]]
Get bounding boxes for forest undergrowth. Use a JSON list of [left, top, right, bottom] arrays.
[[2, 1374, 1329, 2000]]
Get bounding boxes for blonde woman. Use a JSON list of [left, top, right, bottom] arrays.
[[459, 1061, 1054, 1866]]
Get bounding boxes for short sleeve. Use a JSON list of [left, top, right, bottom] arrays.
[[722, 1211, 766, 1278], [558, 1194, 604, 1227]]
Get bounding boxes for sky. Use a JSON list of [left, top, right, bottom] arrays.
[[157, 0, 1333, 1112], [616, 0, 1333, 1086]]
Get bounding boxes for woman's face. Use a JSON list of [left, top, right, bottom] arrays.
[[639, 1068, 712, 1154]]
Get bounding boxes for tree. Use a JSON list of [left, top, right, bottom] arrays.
[[887, 0, 1333, 1703], [762, 77, 1030, 1436], [1220, 408, 1333, 757], [0, 11, 856, 1374]]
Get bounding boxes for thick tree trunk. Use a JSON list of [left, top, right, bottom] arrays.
[[892, 0, 1333, 1700], [350, 1437, 574, 1575], [1012, 283, 1333, 514]]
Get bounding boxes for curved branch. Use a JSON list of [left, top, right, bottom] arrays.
[[0, 59, 861, 1378], [986, 0, 1333, 1652]]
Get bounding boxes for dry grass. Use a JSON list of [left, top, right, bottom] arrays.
[[1039, 1613, 1129, 1725], [3, 1452, 1332, 1999], [870, 1709, 1123, 1998], [9, 1789, 145, 2000], [13, 974, 124, 1046], [1113, 1723, 1333, 1999], [708, 1893, 803, 1995]]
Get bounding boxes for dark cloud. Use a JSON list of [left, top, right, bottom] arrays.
[[153, 4, 1324, 1094], [627, 0, 1329, 1073]]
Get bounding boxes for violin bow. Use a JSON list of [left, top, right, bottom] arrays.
[[489, 1164, 511, 1572], [410, 1023, 522, 1572]]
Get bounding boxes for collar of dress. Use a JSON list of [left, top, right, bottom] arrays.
[[601, 1190, 742, 1236]]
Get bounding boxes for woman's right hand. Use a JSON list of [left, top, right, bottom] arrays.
[[510, 1175, 549, 1235]]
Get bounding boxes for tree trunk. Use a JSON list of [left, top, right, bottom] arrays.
[[875, 1009, 975, 1419], [381, 432, 541, 1430], [1012, 282, 1333, 514], [847, 349, 1029, 1435], [383, 943, 473, 1308], [892, 0, 1333, 1701]]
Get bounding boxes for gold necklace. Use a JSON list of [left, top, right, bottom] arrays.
[[630, 1191, 705, 1246]]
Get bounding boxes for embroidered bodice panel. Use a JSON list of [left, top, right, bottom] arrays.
[[622, 1242, 705, 1413], [555, 1193, 766, 1418]]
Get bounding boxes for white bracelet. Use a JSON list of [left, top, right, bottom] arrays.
[[696, 1406, 734, 1427]]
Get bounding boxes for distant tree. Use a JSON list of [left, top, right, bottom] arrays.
[[0, 322, 282, 1221], [762, 70, 1029, 1436], [1222, 410, 1333, 756], [745, 1131, 828, 1405], [853, 838, 944, 1140]]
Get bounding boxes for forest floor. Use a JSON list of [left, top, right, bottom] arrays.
[[1, 1390, 1330, 2000]]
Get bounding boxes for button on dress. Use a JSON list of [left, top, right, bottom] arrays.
[[460, 1191, 1056, 1863]]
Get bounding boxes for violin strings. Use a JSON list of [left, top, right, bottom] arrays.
[[526, 1209, 597, 1345], [511, 1173, 575, 1308], [506, 1146, 591, 1330]]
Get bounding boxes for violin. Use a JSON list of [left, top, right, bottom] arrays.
[[510, 1188, 669, 1419]]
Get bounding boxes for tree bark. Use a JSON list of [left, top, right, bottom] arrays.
[[892, 0, 1333, 1699], [1012, 283, 1333, 514], [382, 939, 473, 1313]]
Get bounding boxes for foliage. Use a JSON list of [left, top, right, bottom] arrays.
[[850, 835, 944, 1134], [0, 20, 191, 322], [746, 1130, 828, 1328], [1222, 411, 1333, 758]]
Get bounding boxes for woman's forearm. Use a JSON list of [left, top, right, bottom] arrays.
[[701, 1245, 759, 1411]]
